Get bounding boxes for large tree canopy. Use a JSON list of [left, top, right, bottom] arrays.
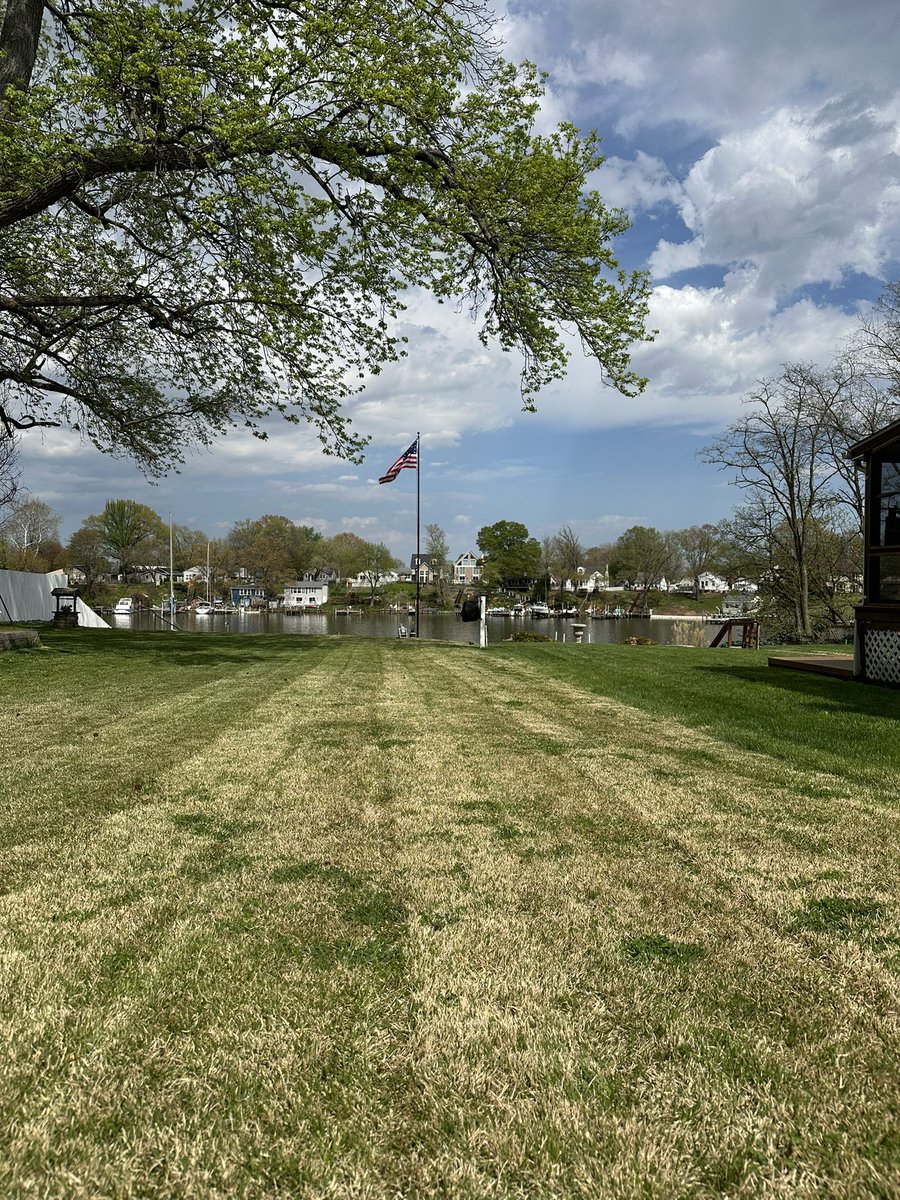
[[476, 518, 540, 587], [0, 0, 651, 474], [84, 497, 166, 577], [612, 525, 681, 603]]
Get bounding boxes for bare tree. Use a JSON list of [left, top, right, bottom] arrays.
[[0, 495, 60, 556], [675, 523, 722, 599], [613, 525, 682, 607], [774, 358, 898, 541], [425, 523, 450, 603], [854, 280, 900, 398], [701, 370, 843, 636], [539, 534, 558, 602], [552, 524, 584, 605], [360, 542, 400, 605]]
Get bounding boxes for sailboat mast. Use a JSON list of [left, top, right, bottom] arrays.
[[169, 513, 175, 623]]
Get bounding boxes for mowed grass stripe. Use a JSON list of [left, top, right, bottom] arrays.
[[455, 650, 900, 998], [501, 641, 900, 792], [461, 650, 900, 907], [0, 633, 340, 856], [1, 639, 420, 1197], [1, 634, 898, 1198], [375, 648, 900, 1198]]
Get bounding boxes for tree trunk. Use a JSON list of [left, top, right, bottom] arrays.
[[798, 559, 812, 637], [0, 0, 44, 98]]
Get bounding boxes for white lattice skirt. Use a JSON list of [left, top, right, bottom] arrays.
[[864, 627, 900, 685]]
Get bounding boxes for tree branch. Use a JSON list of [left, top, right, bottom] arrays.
[[0, 127, 454, 229], [0, 404, 61, 436]]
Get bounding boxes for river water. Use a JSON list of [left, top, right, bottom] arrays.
[[108, 609, 724, 646]]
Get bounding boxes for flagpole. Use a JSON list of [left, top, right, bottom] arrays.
[[415, 431, 421, 638], [168, 512, 175, 629]]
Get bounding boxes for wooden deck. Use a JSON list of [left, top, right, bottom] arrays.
[[768, 653, 854, 680]]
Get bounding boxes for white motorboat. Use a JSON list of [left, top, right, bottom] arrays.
[[112, 597, 133, 615]]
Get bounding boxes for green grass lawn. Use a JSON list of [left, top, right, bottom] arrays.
[[1, 629, 899, 1199]]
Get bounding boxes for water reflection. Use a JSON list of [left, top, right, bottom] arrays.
[[107, 609, 722, 646]]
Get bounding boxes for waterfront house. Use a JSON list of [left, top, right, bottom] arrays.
[[453, 551, 482, 585], [579, 568, 609, 593], [549, 575, 577, 593], [672, 571, 729, 594], [283, 580, 329, 609], [410, 554, 436, 585], [348, 569, 401, 590], [229, 584, 267, 608], [125, 564, 169, 585]]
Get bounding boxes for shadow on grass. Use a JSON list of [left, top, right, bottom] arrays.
[[697, 660, 900, 721], [171, 810, 258, 881], [40, 627, 334, 668]]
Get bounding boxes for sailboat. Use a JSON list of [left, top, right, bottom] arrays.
[[194, 543, 213, 614]]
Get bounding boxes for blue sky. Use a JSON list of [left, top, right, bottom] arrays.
[[17, 0, 900, 562]]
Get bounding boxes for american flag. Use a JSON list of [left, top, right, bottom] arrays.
[[378, 439, 419, 485]]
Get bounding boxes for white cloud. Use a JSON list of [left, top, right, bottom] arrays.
[[526, 269, 862, 433], [341, 515, 379, 530], [199, 428, 329, 473], [345, 294, 520, 448], [587, 152, 682, 214], [530, 0, 900, 136], [289, 482, 353, 494], [650, 99, 900, 294]]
